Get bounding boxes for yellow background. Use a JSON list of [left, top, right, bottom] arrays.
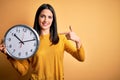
[[0, 0, 120, 80]]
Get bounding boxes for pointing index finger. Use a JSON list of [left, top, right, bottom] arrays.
[[69, 26, 72, 32]]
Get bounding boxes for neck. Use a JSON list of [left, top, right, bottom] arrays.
[[41, 29, 49, 35]]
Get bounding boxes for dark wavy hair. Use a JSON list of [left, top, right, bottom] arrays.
[[33, 4, 59, 44]]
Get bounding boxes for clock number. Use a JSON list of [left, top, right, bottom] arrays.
[[34, 42, 36, 46], [30, 49, 33, 52], [9, 44, 12, 48], [8, 38, 11, 41], [18, 52, 21, 56], [23, 28, 27, 32], [25, 52, 28, 56], [16, 28, 20, 33], [30, 31, 32, 35], [11, 33, 14, 36], [12, 49, 16, 53]]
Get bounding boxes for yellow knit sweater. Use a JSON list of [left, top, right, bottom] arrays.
[[8, 34, 85, 80]]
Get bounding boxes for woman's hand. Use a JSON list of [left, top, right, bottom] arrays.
[[0, 40, 13, 59], [0, 44, 6, 53], [60, 26, 82, 48], [0, 40, 6, 54]]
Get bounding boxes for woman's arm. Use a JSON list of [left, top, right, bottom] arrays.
[[64, 36, 85, 61], [62, 26, 85, 61], [0, 42, 30, 76], [8, 57, 30, 76]]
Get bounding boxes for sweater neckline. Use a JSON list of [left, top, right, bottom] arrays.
[[40, 34, 50, 38]]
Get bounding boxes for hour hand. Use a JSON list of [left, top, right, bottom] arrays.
[[14, 34, 24, 44]]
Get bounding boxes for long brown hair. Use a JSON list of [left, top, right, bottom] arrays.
[[33, 4, 59, 44]]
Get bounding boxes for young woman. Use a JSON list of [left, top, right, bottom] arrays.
[[0, 4, 85, 80]]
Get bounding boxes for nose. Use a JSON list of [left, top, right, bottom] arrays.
[[44, 17, 48, 22]]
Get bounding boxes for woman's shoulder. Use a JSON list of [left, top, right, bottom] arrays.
[[58, 34, 66, 39], [58, 34, 68, 43]]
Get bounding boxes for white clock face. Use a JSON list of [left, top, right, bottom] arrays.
[[4, 25, 39, 59]]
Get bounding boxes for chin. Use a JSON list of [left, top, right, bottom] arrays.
[[41, 27, 50, 30]]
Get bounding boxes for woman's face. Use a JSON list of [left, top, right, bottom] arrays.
[[39, 9, 53, 32]]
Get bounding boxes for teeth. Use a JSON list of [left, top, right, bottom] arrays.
[[43, 23, 48, 26]]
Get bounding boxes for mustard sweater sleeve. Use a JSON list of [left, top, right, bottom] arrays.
[[8, 58, 30, 76], [63, 35, 85, 61]]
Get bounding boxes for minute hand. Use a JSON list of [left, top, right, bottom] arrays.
[[22, 39, 36, 43]]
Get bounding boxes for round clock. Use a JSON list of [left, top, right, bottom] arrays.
[[4, 24, 40, 59]]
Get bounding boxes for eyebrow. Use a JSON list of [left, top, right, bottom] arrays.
[[39, 14, 53, 18]]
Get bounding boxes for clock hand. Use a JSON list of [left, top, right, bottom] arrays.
[[20, 33, 24, 48], [14, 34, 24, 44], [20, 39, 36, 43]]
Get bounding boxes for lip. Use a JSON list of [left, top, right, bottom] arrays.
[[42, 22, 49, 26]]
